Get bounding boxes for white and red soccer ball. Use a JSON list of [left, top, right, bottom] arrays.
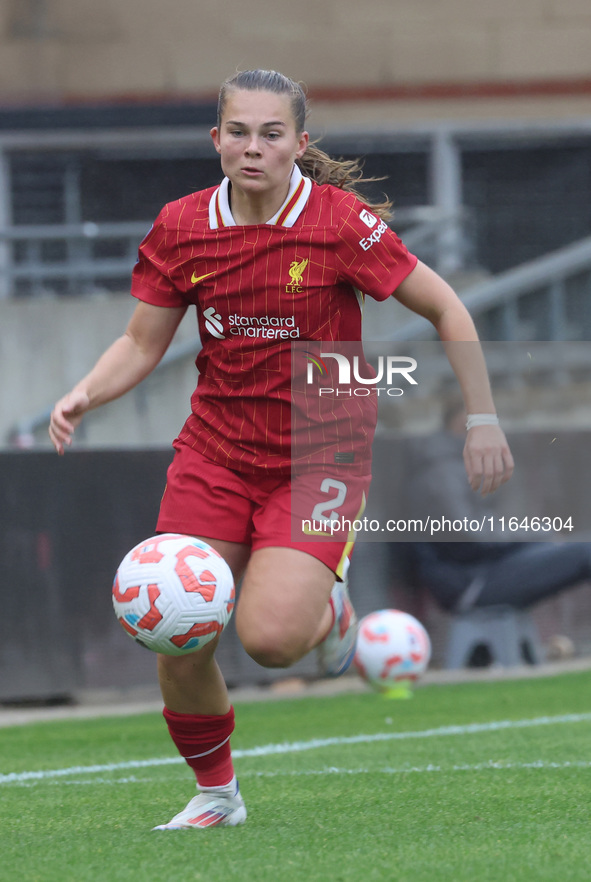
[[354, 609, 431, 692], [112, 534, 235, 656]]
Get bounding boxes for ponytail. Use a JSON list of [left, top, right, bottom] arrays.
[[297, 144, 393, 221]]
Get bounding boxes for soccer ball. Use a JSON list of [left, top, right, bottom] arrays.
[[112, 534, 235, 656], [353, 609, 431, 693]]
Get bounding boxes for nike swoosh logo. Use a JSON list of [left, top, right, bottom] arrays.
[[191, 270, 216, 285]]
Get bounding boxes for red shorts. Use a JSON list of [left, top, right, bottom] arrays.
[[157, 442, 372, 579]]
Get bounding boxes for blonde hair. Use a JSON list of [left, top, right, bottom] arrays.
[[217, 69, 393, 221]]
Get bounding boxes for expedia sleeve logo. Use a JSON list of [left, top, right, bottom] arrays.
[[359, 219, 388, 252], [359, 209, 378, 228]]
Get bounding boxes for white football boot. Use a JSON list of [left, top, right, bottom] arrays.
[[153, 779, 246, 830], [317, 578, 358, 677]]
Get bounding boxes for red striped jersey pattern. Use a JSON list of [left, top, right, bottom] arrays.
[[131, 166, 418, 473]]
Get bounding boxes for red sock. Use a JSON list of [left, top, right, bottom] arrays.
[[163, 706, 235, 788]]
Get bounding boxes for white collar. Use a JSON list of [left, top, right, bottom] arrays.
[[208, 165, 312, 229]]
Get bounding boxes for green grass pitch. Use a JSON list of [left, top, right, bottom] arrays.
[[2, 670, 591, 882]]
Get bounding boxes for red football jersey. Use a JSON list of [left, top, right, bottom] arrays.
[[131, 166, 418, 472]]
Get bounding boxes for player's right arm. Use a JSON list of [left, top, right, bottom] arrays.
[[49, 300, 187, 454]]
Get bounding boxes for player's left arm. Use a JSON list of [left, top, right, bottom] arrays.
[[393, 260, 514, 496]]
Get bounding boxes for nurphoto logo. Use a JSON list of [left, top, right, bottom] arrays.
[[304, 351, 418, 397]]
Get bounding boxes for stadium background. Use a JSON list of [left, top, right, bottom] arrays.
[[1, 0, 591, 701]]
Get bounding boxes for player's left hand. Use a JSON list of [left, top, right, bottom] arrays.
[[463, 424, 514, 496]]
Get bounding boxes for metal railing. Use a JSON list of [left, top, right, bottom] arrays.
[[385, 235, 591, 342], [0, 220, 150, 296]]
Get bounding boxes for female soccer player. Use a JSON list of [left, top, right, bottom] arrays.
[[49, 69, 513, 830]]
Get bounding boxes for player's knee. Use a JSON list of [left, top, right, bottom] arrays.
[[239, 627, 305, 669]]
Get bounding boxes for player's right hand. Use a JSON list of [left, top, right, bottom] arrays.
[[48, 389, 90, 455], [463, 423, 514, 496]]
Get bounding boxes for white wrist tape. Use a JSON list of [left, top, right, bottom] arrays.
[[466, 413, 499, 430]]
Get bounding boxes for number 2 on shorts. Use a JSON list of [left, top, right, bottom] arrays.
[[310, 478, 348, 523]]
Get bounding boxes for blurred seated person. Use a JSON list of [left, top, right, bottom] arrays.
[[408, 397, 591, 614]]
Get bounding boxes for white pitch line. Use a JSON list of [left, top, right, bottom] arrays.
[[2, 711, 591, 786], [245, 759, 591, 776], [9, 760, 591, 789]]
